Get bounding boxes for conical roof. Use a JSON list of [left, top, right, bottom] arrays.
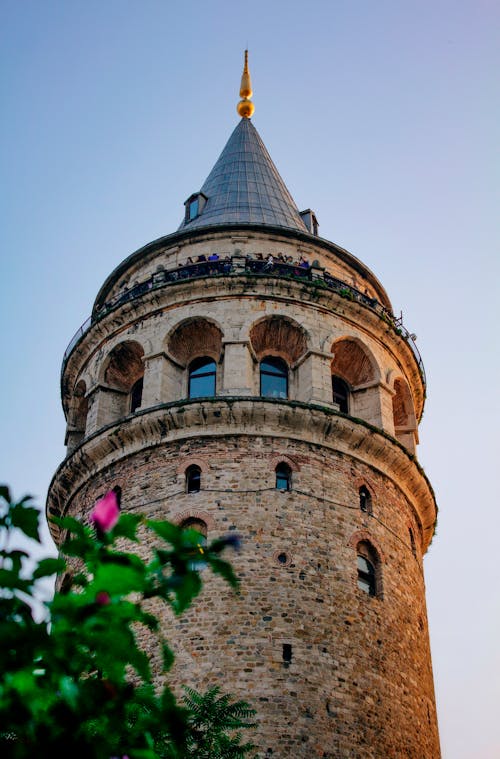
[[178, 118, 308, 233]]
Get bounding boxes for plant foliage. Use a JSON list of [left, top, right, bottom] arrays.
[[0, 486, 255, 758]]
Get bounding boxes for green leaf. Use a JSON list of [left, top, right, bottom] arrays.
[[162, 642, 175, 671], [208, 557, 239, 589], [147, 519, 183, 546], [0, 567, 32, 592], [91, 563, 146, 596], [32, 557, 67, 579], [52, 514, 88, 538], [112, 512, 142, 541], [9, 503, 40, 542], [0, 484, 11, 502], [171, 571, 202, 615]]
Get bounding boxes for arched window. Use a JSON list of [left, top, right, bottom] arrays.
[[185, 465, 201, 493], [260, 356, 288, 399], [359, 486, 372, 514], [356, 541, 380, 597], [130, 376, 143, 412], [188, 357, 216, 398], [332, 376, 349, 413], [180, 517, 208, 571], [275, 462, 292, 491]]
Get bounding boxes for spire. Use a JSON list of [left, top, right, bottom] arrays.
[[237, 50, 254, 119], [178, 118, 308, 233]]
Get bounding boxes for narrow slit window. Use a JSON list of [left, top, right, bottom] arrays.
[[359, 486, 372, 514], [282, 643, 292, 663], [356, 540, 380, 597]]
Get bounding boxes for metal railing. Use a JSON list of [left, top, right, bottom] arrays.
[[61, 256, 425, 385]]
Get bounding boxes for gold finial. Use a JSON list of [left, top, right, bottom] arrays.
[[237, 49, 255, 118]]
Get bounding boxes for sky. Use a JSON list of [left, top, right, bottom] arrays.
[[1, 1, 499, 756]]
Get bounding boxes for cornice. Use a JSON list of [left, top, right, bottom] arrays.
[[47, 398, 437, 549]]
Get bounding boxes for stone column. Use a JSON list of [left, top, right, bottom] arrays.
[[296, 351, 335, 406], [220, 341, 253, 395], [351, 381, 395, 433], [141, 353, 165, 408]]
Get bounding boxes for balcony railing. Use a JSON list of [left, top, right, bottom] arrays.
[[62, 256, 425, 385]]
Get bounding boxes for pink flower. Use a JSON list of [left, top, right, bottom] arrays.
[[90, 491, 120, 532]]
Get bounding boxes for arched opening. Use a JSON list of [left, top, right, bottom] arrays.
[[275, 462, 292, 491], [250, 316, 308, 366], [356, 540, 381, 597], [392, 377, 417, 452], [359, 486, 372, 514], [188, 357, 216, 398], [331, 338, 376, 387], [167, 318, 223, 367], [332, 375, 349, 413], [185, 465, 202, 493], [180, 517, 208, 571], [100, 341, 145, 424], [260, 356, 288, 399]]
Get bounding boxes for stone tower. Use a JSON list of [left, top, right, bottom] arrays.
[[47, 54, 440, 757]]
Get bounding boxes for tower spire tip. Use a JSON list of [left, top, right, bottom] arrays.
[[237, 49, 254, 119]]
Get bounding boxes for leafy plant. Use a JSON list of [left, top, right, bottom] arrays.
[[0, 486, 255, 758]]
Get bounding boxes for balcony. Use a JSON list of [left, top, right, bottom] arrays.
[[61, 256, 425, 385]]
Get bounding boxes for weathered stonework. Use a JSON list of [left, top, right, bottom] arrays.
[[48, 114, 439, 757]]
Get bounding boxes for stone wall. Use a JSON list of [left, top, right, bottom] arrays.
[[62, 432, 440, 758]]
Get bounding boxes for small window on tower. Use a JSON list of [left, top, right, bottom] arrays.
[[275, 462, 292, 491], [184, 192, 207, 223], [359, 486, 372, 514], [356, 540, 381, 598], [186, 465, 201, 493], [260, 356, 288, 399], [188, 197, 199, 220]]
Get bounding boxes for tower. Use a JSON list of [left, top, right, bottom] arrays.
[[47, 54, 440, 757]]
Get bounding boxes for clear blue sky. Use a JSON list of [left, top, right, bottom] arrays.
[[1, 2, 499, 756]]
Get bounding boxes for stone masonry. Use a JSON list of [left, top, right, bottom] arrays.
[[47, 111, 439, 757]]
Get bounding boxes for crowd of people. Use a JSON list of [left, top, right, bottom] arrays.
[[182, 251, 311, 271]]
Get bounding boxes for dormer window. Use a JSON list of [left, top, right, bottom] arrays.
[[300, 209, 319, 236], [184, 192, 207, 223]]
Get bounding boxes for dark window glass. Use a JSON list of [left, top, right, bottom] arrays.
[[357, 554, 376, 596], [186, 465, 201, 493], [275, 463, 291, 491], [130, 376, 143, 412], [189, 198, 199, 220], [189, 357, 216, 398], [359, 486, 372, 514], [260, 356, 288, 399], [332, 375, 349, 413], [282, 644, 292, 663]]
